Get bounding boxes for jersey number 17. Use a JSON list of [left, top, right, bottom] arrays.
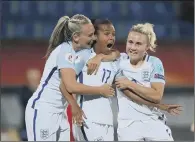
[[102, 69, 111, 83]]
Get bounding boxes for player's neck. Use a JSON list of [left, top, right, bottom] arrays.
[[72, 42, 82, 51], [93, 44, 102, 54], [130, 58, 145, 68]]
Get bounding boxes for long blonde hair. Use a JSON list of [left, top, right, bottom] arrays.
[[130, 23, 157, 52], [45, 14, 91, 58]]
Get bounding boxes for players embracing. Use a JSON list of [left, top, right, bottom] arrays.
[[72, 21, 182, 141]]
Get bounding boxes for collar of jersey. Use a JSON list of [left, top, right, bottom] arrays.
[[128, 54, 149, 71], [90, 48, 97, 56]]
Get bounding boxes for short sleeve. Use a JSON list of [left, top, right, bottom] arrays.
[[150, 58, 165, 84], [78, 49, 92, 64], [74, 49, 92, 75], [57, 45, 76, 71]]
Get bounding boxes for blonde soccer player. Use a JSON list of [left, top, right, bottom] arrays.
[[115, 23, 181, 141], [25, 14, 118, 141]]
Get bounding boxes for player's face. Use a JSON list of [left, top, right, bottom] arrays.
[[96, 24, 115, 53], [126, 31, 149, 62], [78, 23, 95, 49]]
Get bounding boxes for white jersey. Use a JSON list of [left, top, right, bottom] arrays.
[[117, 53, 166, 121], [77, 49, 119, 125], [28, 42, 91, 113]]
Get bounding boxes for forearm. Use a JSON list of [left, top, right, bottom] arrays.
[[71, 83, 101, 95], [123, 89, 177, 112], [60, 69, 102, 95], [123, 89, 160, 107], [59, 82, 77, 106], [63, 80, 101, 95], [128, 82, 162, 103], [98, 49, 120, 62]]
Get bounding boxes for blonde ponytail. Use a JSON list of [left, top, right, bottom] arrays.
[[45, 16, 70, 58], [44, 14, 91, 59]]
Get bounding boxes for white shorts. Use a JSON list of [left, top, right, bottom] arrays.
[[117, 119, 174, 141], [73, 121, 114, 141], [25, 104, 70, 141]]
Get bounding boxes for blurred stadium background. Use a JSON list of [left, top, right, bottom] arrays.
[[1, 1, 194, 141]]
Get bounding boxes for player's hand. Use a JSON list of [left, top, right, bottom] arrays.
[[99, 84, 115, 97], [86, 54, 102, 75], [157, 104, 183, 115], [115, 77, 131, 89], [71, 103, 87, 126]]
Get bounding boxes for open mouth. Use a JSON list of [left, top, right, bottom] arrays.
[[130, 51, 138, 55], [107, 43, 113, 48]]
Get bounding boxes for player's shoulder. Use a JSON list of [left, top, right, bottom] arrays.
[[77, 48, 92, 62], [147, 55, 163, 65], [79, 48, 92, 54], [59, 42, 73, 52]]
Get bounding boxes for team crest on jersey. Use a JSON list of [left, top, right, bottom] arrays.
[[40, 129, 49, 140], [94, 136, 104, 141], [141, 69, 150, 82], [65, 53, 74, 64]]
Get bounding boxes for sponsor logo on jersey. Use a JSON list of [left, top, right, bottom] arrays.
[[154, 73, 165, 80]]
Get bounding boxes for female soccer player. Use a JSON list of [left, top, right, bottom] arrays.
[[25, 14, 118, 141], [115, 23, 179, 141], [71, 19, 180, 141], [73, 18, 119, 141]]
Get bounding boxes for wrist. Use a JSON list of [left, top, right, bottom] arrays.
[[69, 99, 77, 107], [157, 104, 166, 110], [155, 103, 161, 108], [97, 54, 104, 61], [98, 86, 103, 95], [128, 81, 134, 89]]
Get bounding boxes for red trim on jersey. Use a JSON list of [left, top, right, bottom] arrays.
[[67, 105, 75, 141]]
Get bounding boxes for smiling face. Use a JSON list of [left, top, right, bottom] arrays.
[[126, 31, 149, 63], [77, 23, 95, 48]]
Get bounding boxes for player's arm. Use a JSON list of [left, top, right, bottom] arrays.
[[114, 75, 161, 106], [97, 49, 120, 61], [123, 81, 164, 103], [121, 88, 169, 109], [116, 58, 165, 103], [59, 82, 86, 126], [87, 49, 120, 75], [114, 75, 181, 114], [59, 81, 77, 107], [60, 68, 114, 97], [57, 47, 114, 97], [122, 88, 160, 105], [120, 89, 181, 114]]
